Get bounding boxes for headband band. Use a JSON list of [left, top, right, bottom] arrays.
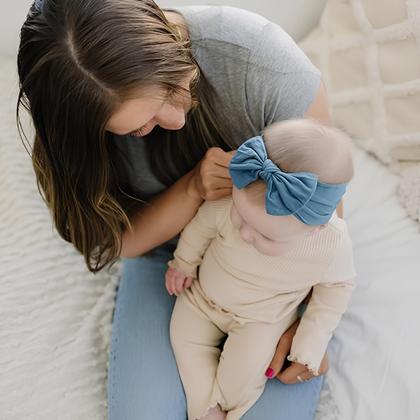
[[228, 136, 347, 225]]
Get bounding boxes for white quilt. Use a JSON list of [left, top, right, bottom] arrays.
[[1, 55, 420, 420]]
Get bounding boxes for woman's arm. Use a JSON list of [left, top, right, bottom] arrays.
[[303, 80, 331, 125], [120, 147, 234, 258], [120, 169, 201, 258]]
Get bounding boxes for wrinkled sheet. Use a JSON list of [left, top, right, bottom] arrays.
[[317, 147, 420, 420]]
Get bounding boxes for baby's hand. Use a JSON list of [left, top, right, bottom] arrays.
[[165, 266, 194, 296]]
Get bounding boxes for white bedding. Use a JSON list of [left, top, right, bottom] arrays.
[[1, 55, 420, 420], [316, 148, 420, 420]]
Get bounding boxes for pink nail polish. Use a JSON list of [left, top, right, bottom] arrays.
[[265, 368, 274, 378]]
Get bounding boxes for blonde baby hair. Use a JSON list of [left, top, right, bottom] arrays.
[[246, 118, 354, 205]]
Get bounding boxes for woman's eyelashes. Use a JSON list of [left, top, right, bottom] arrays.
[[129, 125, 146, 137]]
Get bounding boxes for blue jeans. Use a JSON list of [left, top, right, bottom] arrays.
[[108, 245, 323, 419]]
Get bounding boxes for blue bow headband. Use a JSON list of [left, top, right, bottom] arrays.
[[228, 136, 347, 225]]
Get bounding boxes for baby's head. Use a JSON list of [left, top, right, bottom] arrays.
[[229, 119, 354, 256]]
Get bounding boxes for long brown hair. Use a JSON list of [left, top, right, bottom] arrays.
[[17, 0, 235, 272]]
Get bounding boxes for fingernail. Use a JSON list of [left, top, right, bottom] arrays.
[[265, 368, 274, 378]]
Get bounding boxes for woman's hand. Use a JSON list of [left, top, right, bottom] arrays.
[[165, 266, 194, 296], [266, 318, 329, 384], [188, 147, 235, 201]]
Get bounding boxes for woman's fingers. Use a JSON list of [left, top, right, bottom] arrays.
[[277, 362, 312, 385], [197, 184, 232, 201], [213, 177, 234, 188], [296, 369, 315, 382], [200, 159, 232, 182], [266, 319, 301, 378], [277, 353, 328, 384], [192, 147, 237, 200], [205, 147, 235, 168], [265, 339, 288, 378], [212, 188, 234, 200], [200, 175, 233, 192]]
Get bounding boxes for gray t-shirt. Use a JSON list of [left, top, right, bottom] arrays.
[[113, 5, 321, 198]]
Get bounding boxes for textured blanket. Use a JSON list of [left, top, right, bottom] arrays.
[[2, 54, 420, 420]]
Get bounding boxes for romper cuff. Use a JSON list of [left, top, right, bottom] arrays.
[[167, 258, 198, 279], [288, 323, 331, 377], [286, 354, 321, 377]]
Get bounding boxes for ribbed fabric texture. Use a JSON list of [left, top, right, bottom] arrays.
[[169, 197, 356, 374]]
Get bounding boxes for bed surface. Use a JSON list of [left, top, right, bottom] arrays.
[[315, 147, 420, 420]]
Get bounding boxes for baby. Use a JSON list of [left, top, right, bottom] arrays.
[[165, 119, 356, 420]]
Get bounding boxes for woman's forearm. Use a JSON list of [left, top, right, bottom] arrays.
[[120, 169, 203, 258]]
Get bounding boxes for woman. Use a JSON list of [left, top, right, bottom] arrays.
[[17, 0, 332, 418]]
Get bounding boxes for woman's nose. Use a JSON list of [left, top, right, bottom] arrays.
[[155, 102, 186, 130]]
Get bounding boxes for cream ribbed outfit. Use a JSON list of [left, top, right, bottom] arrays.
[[169, 197, 356, 420]]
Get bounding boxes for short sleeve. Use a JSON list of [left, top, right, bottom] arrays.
[[246, 22, 322, 126]]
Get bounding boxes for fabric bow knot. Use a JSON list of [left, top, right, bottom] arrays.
[[228, 136, 347, 225]]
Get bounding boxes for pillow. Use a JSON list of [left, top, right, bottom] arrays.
[[299, 0, 420, 171]]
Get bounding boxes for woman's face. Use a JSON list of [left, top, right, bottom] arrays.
[[106, 76, 193, 137]]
